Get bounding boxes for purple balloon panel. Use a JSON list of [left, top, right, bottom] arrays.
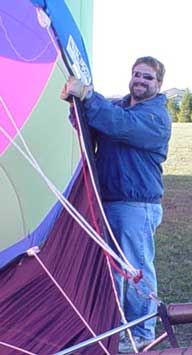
[[0, 0, 58, 155], [0, 0, 56, 63]]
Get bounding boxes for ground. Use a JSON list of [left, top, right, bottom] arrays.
[[155, 123, 192, 348]]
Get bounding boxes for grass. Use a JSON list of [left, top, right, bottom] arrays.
[[155, 123, 192, 348]]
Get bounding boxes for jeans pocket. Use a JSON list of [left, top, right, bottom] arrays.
[[152, 204, 163, 231]]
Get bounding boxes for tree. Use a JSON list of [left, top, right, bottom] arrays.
[[167, 99, 179, 122], [177, 89, 192, 122]]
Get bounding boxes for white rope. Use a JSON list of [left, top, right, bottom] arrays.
[[105, 258, 138, 353], [1, 8, 142, 355], [46, 22, 141, 351], [0, 122, 135, 275], [44, 18, 137, 276], [0, 97, 138, 279], [73, 99, 138, 272], [73, 99, 139, 352], [0, 103, 112, 355], [0, 341, 37, 355], [28, 248, 110, 355], [46, 26, 70, 79]]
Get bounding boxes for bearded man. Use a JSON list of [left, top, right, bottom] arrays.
[[61, 56, 171, 353]]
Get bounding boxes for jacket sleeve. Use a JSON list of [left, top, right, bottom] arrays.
[[83, 92, 171, 151], [68, 103, 98, 150]]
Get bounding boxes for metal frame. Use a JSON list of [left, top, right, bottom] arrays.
[[52, 302, 192, 355], [53, 312, 157, 355]]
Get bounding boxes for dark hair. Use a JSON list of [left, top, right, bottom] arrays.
[[132, 56, 165, 83]]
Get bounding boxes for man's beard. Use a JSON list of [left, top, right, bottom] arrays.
[[130, 83, 157, 101]]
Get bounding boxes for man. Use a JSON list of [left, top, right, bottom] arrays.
[[61, 56, 171, 352]]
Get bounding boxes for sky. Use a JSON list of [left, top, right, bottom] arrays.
[[92, 0, 192, 97]]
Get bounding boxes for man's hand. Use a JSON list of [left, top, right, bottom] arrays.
[[60, 76, 93, 102], [60, 82, 73, 103]]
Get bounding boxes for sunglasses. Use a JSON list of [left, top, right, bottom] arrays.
[[132, 71, 156, 81]]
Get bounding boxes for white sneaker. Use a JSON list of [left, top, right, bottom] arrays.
[[118, 335, 153, 353]]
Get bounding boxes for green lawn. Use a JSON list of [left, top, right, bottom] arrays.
[[155, 123, 192, 348]]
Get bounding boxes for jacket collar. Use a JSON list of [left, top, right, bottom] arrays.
[[121, 93, 167, 108]]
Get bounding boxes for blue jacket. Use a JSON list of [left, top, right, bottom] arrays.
[[82, 92, 171, 203]]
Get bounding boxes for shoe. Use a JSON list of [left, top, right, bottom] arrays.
[[118, 335, 153, 353]]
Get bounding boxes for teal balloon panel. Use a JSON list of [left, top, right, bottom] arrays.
[[0, 0, 93, 250]]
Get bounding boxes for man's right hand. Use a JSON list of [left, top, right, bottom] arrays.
[[60, 82, 73, 103], [60, 76, 93, 102]]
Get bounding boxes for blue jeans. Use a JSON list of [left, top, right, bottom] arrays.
[[103, 201, 163, 340]]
